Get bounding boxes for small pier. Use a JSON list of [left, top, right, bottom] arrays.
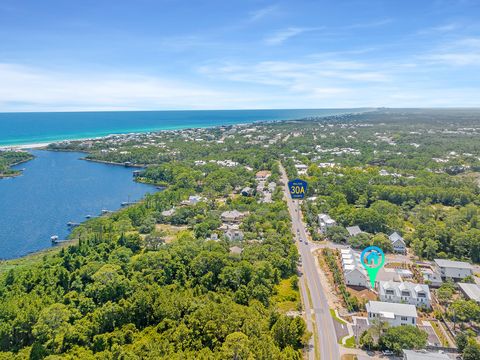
[[121, 201, 138, 207], [51, 235, 70, 244]]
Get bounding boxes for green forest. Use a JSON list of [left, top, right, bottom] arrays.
[[0, 151, 33, 177], [0, 158, 307, 359]]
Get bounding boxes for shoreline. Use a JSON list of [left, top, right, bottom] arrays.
[[0, 155, 35, 179], [0, 108, 372, 150]]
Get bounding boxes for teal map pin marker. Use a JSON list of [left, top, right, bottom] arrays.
[[360, 246, 385, 288]]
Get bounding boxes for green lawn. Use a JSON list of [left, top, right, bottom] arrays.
[[343, 335, 356, 348], [330, 308, 347, 324]]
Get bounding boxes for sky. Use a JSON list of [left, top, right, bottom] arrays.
[[1, 0, 480, 111]]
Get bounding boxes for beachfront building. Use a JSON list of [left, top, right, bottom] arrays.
[[388, 232, 406, 253], [318, 213, 336, 234], [378, 281, 431, 309], [366, 301, 417, 327], [341, 248, 370, 288], [433, 259, 473, 281]]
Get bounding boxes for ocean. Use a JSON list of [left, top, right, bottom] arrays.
[[0, 108, 365, 146]]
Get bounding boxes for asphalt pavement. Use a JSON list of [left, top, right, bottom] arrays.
[[280, 164, 340, 360]]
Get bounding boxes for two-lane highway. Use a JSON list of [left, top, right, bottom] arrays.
[[280, 164, 340, 360]]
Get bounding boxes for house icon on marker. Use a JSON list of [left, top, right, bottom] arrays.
[[366, 251, 380, 266]]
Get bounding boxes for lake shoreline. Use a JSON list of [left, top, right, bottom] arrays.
[[0, 155, 35, 179], [0, 150, 156, 260]]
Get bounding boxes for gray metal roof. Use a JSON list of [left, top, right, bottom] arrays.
[[366, 301, 417, 317], [458, 282, 480, 302], [389, 231, 405, 243], [402, 349, 450, 360], [434, 258, 473, 269], [346, 225, 362, 236]]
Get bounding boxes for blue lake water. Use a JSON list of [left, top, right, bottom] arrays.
[[0, 150, 155, 259], [0, 109, 366, 146]]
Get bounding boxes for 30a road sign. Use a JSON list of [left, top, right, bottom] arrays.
[[288, 179, 308, 199]]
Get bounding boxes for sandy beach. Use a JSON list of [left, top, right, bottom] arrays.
[[0, 142, 51, 151]]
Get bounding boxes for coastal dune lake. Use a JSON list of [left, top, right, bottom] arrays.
[[0, 150, 155, 259]]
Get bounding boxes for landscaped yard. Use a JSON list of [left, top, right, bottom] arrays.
[[343, 335, 356, 348], [431, 321, 450, 347]]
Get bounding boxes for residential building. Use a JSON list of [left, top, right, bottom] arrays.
[[378, 281, 431, 309], [402, 350, 450, 360], [224, 229, 244, 241], [161, 208, 175, 217], [434, 259, 473, 281], [389, 232, 406, 253], [255, 170, 271, 180], [366, 301, 417, 327], [421, 268, 443, 287], [181, 195, 203, 206], [221, 210, 246, 223], [341, 248, 370, 288], [241, 187, 254, 196], [346, 225, 363, 237], [458, 282, 480, 303], [318, 213, 336, 233]]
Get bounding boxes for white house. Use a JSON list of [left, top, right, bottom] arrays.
[[389, 232, 406, 253], [161, 208, 176, 217], [341, 249, 370, 288], [378, 281, 431, 309], [434, 259, 473, 281], [182, 195, 204, 206], [318, 213, 337, 234], [366, 301, 417, 327]]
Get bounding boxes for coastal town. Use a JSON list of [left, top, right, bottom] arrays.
[[0, 109, 479, 359]]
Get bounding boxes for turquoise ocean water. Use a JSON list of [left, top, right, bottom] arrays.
[[0, 109, 367, 146]]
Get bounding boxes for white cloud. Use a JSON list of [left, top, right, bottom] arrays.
[[264, 27, 322, 45], [249, 5, 278, 22], [423, 37, 480, 66], [0, 63, 251, 111]]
